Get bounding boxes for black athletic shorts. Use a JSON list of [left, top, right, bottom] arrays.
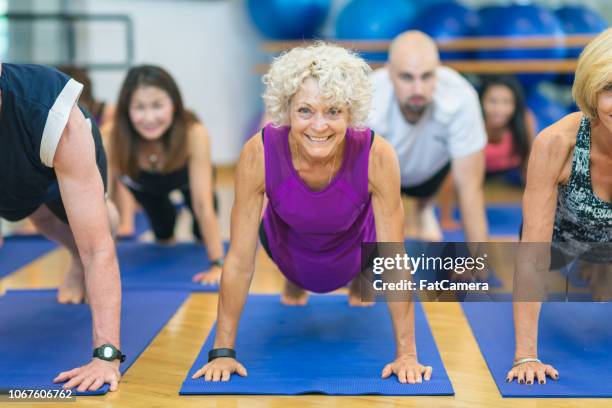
[[400, 162, 451, 199]]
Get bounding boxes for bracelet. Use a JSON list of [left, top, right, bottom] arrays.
[[210, 258, 224, 268], [208, 348, 236, 362], [512, 357, 541, 367]]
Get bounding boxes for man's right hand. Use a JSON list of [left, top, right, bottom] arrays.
[[54, 358, 121, 392], [191, 357, 247, 382]]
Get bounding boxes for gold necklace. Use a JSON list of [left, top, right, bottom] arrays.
[[148, 153, 161, 171], [141, 140, 163, 171]]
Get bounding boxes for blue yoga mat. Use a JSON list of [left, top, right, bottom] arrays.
[[0, 236, 57, 279], [405, 240, 503, 288], [118, 241, 229, 292], [462, 299, 612, 397], [436, 204, 522, 241], [0, 289, 188, 395], [181, 295, 453, 395], [118, 211, 151, 241]]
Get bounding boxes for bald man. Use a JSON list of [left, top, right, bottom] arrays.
[[368, 31, 488, 242]]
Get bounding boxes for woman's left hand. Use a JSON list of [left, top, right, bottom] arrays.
[[381, 355, 433, 384], [192, 265, 222, 285]]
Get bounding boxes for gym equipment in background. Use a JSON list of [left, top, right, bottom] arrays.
[[475, 4, 566, 88], [412, 1, 480, 60], [246, 0, 331, 40]]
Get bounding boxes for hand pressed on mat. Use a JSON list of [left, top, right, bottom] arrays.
[[192, 357, 247, 382], [192, 264, 222, 286], [54, 358, 121, 392], [506, 360, 559, 385], [382, 355, 433, 384]]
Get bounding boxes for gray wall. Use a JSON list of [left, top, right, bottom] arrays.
[[2, 0, 610, 163]]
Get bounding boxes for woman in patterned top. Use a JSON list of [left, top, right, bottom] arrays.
[[509, 29, 612, 386]]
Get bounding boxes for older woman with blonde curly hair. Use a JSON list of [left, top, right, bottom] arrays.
[[192, 42, 432, 384]]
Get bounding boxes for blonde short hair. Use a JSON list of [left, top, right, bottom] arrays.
[[262, 42, 372, 127], [572, 28, 612, 120]]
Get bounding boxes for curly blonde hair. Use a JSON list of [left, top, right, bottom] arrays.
[[263, 42, 372, 127]]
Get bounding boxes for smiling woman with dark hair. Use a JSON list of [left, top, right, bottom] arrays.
[[105, 65, 225, 285], [480, 75, 537, 183]]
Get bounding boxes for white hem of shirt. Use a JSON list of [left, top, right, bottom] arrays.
[[39, 78, 84, 167]]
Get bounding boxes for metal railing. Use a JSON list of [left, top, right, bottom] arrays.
[[4, 12, 134, 70]]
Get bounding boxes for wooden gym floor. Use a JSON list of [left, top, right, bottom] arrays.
[[0, 167, 606, 408]]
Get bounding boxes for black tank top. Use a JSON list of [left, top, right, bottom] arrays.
[[120, 166, 189, 194], [552, 116, 612, 262]]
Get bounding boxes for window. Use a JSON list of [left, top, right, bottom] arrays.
[[0, 0, 7, 59]]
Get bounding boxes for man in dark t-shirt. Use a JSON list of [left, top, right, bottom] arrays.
[[0, 63, 122, 392]]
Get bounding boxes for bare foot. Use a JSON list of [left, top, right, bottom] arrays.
[[281, 279, 308, 306], [440, 217, 461, 231], [579, 262, 593, 282], [348, 277, 374, 307], [16, 218, 38, 234], [156, 238, 176, 246], [57, 257, 86, 304], [587, 263, 612, 302], [117, 222, 135, 238]]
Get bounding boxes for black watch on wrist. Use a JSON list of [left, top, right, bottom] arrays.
[[208, 348, 236, 362], [93, 344, 126, 363], [210, 258, 224, 268]]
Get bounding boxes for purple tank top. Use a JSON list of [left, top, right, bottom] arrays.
[[262, 124, 376, 293]]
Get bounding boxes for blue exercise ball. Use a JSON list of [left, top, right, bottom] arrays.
[[412, 1, 480, 60], [335, 0, 420, 61], [246, 0, 331, 39], [476, 4, 566, 88], [477, 5, 504, 22], [555, 5, 608, 85], [556, 5, 608, 57], [527, 89, 569, 133]]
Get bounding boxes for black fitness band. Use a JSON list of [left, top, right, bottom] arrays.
[[208, 348, 236, 362]]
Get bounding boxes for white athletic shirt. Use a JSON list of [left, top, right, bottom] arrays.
[[368, 66, 486, 187]]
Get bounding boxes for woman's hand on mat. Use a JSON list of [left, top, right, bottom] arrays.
[[192, 265, 222, 285], [506, 360, 559, 385], [53, 359, 121, 392], [192, 357, 247, 382], [117, 221, 135, 238], [381, 355, 432, 384]]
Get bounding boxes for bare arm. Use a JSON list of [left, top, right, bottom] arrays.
[[100, 121, 135, 236], [192, 134, 265, 381], [369, 136, 431, 383], [509, 114, 576, 384], [214, 135, 265, 347], [53, 106, 122, 390], [514, 130, 570, 359], [452, 149, 488, 242], [55, 106, 120, 348], [187, 123, 224, 261], [525, 110, 538, 143]]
